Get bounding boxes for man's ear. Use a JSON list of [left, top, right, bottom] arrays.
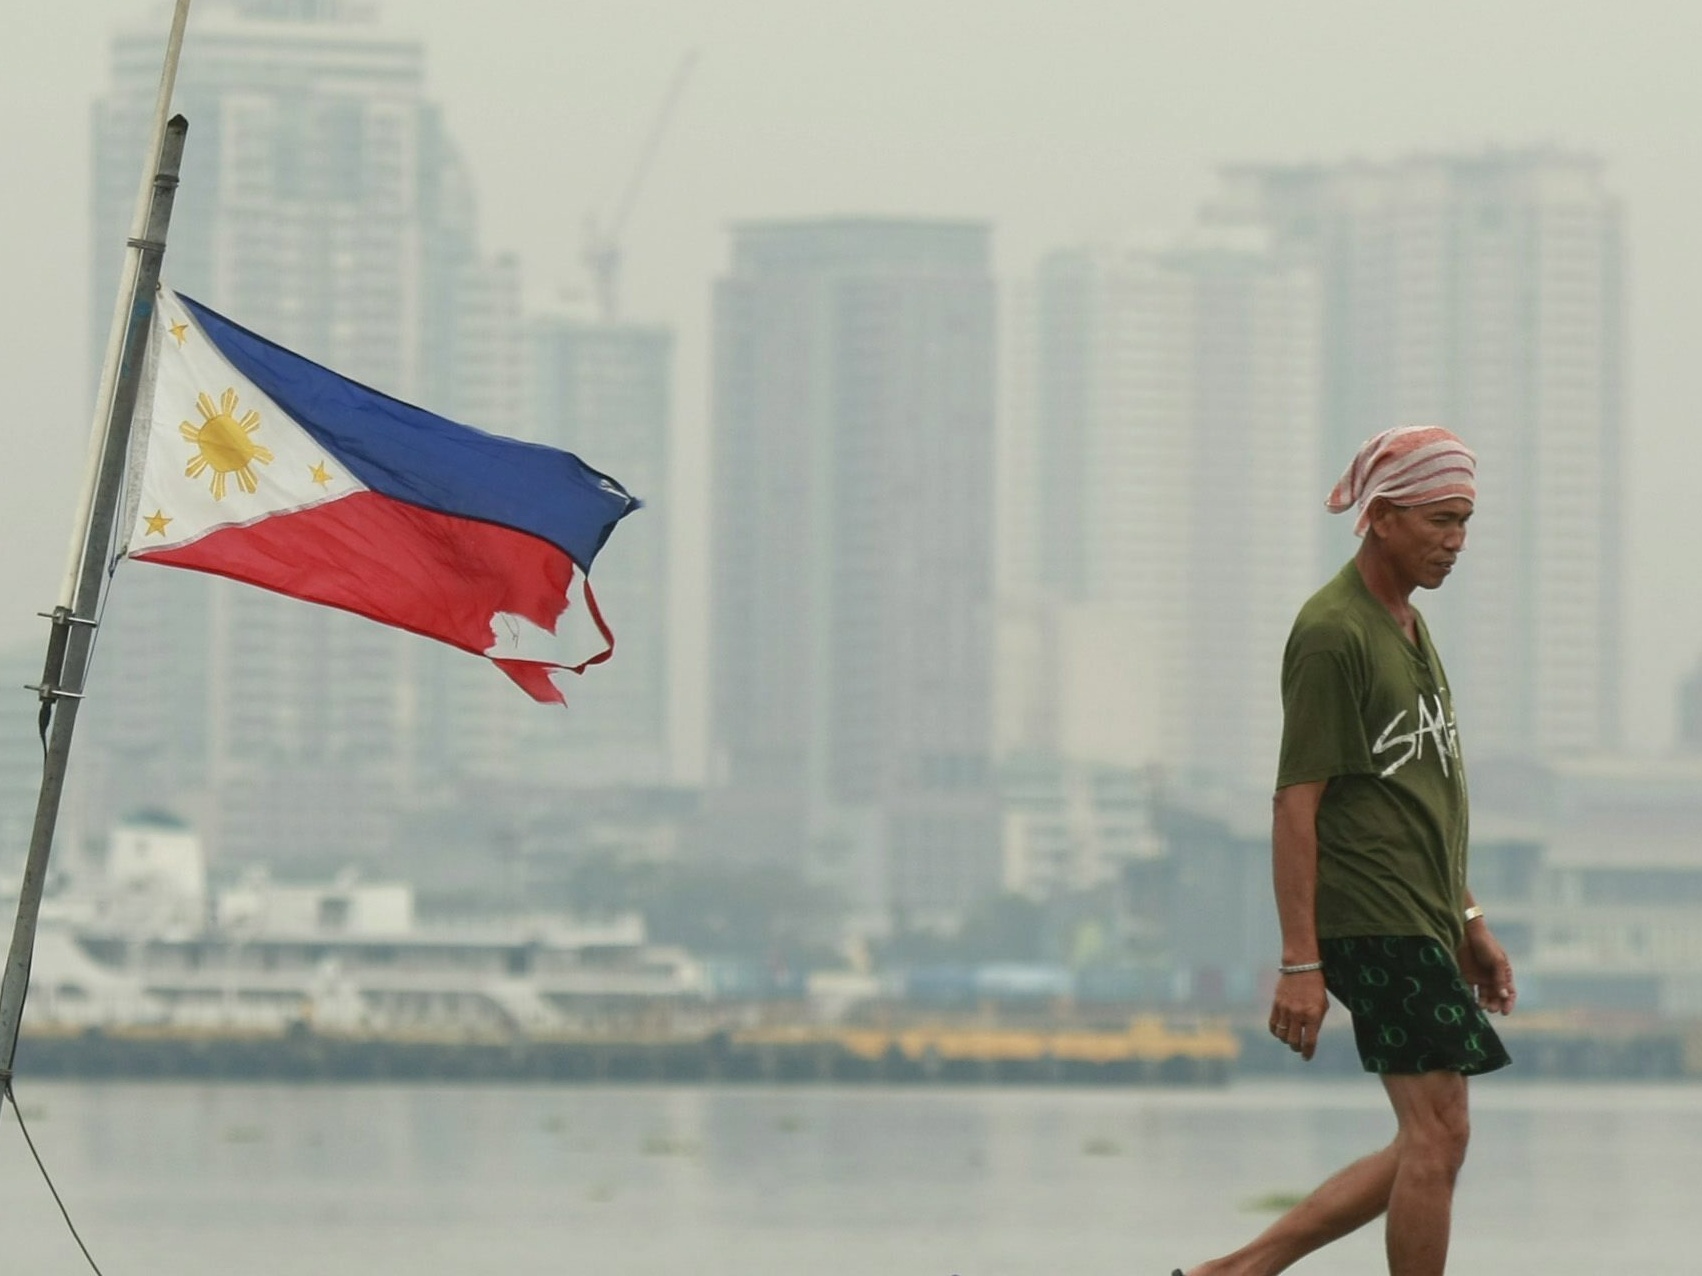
[[1363, 496, 1396, 538]]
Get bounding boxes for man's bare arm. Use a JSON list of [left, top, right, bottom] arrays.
[[1269, 781, 1330, 1060], [1459, 888, 1517, 1015]]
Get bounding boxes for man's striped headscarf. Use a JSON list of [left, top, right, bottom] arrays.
[[1327, 426, 1477, 537]]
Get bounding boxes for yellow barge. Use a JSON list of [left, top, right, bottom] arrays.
[[729, 1015, 1240, 1084], [18, 1014, 1240, 1085]]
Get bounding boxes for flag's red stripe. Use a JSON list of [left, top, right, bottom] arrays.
[[132, 490, 571, 660], [490, 658, 568, 706], [577, 577, 616, 669]]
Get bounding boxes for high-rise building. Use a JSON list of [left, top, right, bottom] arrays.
[[1005, 231, 1321, 792], [416, 315, 672, 794], [1207, 151, 1625, 761], [523, 317, 672, 786], [709, 218, 998, 926], [83, 0, 525, 866]]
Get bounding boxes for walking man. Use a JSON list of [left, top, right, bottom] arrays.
[[1178, 426, 1516, 1276]]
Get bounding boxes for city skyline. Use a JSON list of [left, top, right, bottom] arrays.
[[0, 0, 1688, 809]]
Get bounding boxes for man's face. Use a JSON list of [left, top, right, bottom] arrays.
[[1368, 497, 1473, 591]]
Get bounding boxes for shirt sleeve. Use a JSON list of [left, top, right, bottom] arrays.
[[1276, 647, 1375, 788]]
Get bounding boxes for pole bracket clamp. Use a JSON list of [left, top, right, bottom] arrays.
[[26, 608, 95, 708], [23, 684, 83, 701]]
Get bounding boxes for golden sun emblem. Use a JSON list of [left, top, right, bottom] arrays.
[[181, 388, 275, 499]]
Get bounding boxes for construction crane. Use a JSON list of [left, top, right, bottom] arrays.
[[583, 49, 699, 325]]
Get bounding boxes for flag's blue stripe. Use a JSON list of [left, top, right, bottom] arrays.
[[179, 294, 638, 570]]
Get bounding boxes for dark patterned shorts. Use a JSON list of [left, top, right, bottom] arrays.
[[1320, 936, 1511, 1077]]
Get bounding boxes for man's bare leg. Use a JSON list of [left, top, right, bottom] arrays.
[[1381, 1071, 1470, 1276], [1181, 1070, 1470, 1276], [1182, 1142, 1398, 1276]]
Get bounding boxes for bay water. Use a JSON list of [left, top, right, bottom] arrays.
[[1, 1078, 1694, 1274]]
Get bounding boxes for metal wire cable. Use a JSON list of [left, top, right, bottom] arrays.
[[1, 1078, 109, 1276]]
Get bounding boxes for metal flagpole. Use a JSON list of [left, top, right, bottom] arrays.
[[0, 0, 195, 1090], [59, 0, 193, 611]]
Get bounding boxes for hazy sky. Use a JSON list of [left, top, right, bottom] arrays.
[[3, 0, 1699, 761]]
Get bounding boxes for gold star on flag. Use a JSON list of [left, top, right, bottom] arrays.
[[143, 509, 172, 537], [168, 320, 189, 347], [309, 461, 333, 487]]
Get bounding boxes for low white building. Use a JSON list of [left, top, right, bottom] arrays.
[[1002, 756, 1163, 900], [1481, 757, 1702, 1016], [217, 868, 414, 938], [100, 809, 207, 935]]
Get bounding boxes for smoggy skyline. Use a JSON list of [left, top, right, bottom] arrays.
[[3, 0, 1699, 771]]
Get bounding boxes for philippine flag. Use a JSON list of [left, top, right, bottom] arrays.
[[122, 287, 639, 705]]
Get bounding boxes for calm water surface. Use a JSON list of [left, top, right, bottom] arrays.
[[1, 1078, 1695, 1274]]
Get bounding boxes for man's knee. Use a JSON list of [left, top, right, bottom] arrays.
[[1403, 1103, 1469, 1179], [1388, 1073, 1471, 1180]]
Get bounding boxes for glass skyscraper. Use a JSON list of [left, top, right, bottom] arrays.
[[708, 218, 999, 926], [1209, 151, 1625, 762]]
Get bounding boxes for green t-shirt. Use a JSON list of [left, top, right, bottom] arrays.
[[1276, 560, 1470, 950]]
